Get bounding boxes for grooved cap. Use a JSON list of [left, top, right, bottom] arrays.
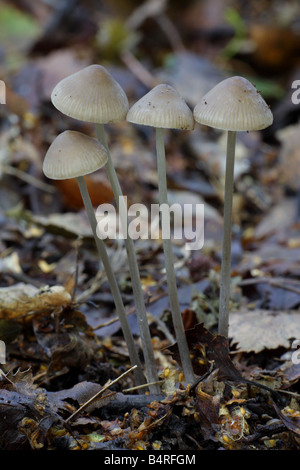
[[193, 76, 273, 131], [51, 64, 129, 123], [127, 84, 194, 130], [43, 130, 108, 180]]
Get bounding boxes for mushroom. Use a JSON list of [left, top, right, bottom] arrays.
[[193, 76, 273, 337], [51, 65, 159, 393], [127, 84, 195, 385], [51, 64, 128, 123], [43, 130, 146, 389]]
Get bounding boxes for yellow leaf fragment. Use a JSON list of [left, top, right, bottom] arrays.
[[38, 259, 57, 273]]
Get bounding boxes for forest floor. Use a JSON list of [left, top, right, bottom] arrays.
[[0, 0, 300, 451]]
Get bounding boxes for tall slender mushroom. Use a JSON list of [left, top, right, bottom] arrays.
[[51, 65, 159, 393], [193, 76, 273, 338], [127, 84, 195, 385], [43, 130, 146, 389]]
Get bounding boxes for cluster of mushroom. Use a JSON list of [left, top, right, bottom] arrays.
[[43, 65, 273, 392]]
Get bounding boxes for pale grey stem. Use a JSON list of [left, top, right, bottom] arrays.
[[155, 127, 195, 385], [218, 130, 237, 338], [95, 124, 160, 394], [76, 175, 146, 389]]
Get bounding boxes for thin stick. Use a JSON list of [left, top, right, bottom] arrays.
[[123, 380, 164, 393], [95, 123, 160, 394], [238, 277, 300, 295], [218, 130, 236, 337], [4, 165, 56, 193], [76, 176, 145, 389], [65, 365, 137, 423], [155, 127, 195, 385]]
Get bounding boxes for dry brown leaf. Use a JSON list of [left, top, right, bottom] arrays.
[[54, 174, 114, 210], [0, 283, 72, 319], [229, 309, 300, 353]]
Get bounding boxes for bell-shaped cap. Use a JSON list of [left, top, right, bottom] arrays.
[[127, 84, 194, 130], [43, 130, 108, 180], [193, 76, 273, 131], [51, 64, 129, 123]]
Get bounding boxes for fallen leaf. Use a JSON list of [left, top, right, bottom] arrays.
[[249, 24, 300, 71], [167, 322, 243, 382], [53, 174, 114, 210], [274, 403, 300, 437], [277, 362, 300, 389], [0, 368, 61, 450], [195, 371, 221, 441], [32, 309, 95, 368], [0, 283, 72, 319], [229, 309, 300, 353]]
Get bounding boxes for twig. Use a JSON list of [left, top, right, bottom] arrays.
[[154, 13, 185, 52], [94, 392, 165, 413], [123, 380, 164, 393], [126, 0, 168, 30], [238, 276, 300, 296], [75, 271, 106, 304], [3, 165, 56, 193], [64, 365, 137, 424], [121, 50, 158, 89], [92, 304, 136, 331], [242, 422, 286, 444]]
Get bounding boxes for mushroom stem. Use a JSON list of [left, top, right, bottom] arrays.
[[218, 130, 236, 338], [155, 127, 195, 385], [76, 175, 146, 390], [95, 123, 160, 394]]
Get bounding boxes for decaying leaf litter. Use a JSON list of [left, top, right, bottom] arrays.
[[0, 0, 300, 450]]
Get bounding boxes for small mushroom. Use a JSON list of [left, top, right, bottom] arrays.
[[193, 76, 273, 338], [43, 130, 146, 389], [51, 64, 128, 124], [127, 84, 195, 385], [51, 65, 159, 393]]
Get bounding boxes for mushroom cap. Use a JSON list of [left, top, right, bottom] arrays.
[[43, 130, 108, 180], [126, 84, 194, 130], [193, 76, 273, 131], [51, 64, 129, 123]]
